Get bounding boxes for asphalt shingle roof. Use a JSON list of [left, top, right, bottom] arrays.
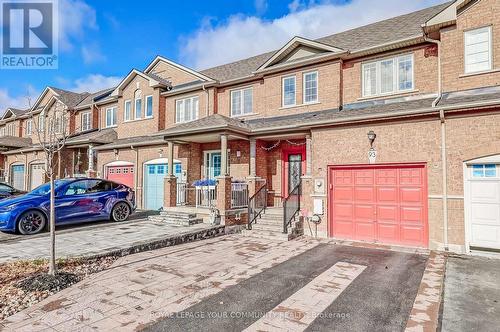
[[76, 87, 116, 108], [0, 136, 32, 148], [199, 2, 451, 82], [49, 87, 89, 108], [156, 114, 251, 136], [65, 128, 118, 145], [437, 86, 500, 107]]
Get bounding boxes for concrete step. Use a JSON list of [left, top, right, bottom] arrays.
[[251, 218, 282, 226], [241, 229, 293, 241], [159, 211, 197, 219], [251, 223, 286, 232], [148, 215, 203, 226]]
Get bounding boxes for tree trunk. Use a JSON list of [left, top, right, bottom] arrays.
[[48, 173, 57, 276]]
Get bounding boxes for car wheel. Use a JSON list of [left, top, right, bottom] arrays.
[[112, 202, 130, 222], [17, 210, 46, 235]]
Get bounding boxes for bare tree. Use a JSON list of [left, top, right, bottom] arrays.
[[29, 100, 71, 276]]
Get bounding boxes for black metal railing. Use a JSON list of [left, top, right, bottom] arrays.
[[247, 182, 267, 229], [283, 181, 301, 234]]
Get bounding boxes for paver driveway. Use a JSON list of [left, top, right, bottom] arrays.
[[0, 235, 429, 332]]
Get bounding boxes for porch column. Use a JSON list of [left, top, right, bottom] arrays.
[[220, 134, 228, 176], [164, 141, 177, 207], [86, 145, 97, 177], [249, 138, 256, 177]]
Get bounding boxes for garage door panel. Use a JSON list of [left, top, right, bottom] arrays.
[[470, 181, 499, 202], [107, 166, 134, 188], [471, 203, 500, 225], [329, 164, 427, 248], [334, 171, 353, 185], [333, 187, 353, 201], [354, 187, 374, 201], [471, 224, 500, 246]]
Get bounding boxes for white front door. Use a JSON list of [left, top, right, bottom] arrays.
[[30, 163, 46, 190], [467, 163, 500, 250]]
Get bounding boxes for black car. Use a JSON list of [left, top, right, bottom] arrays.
[[0, 183, 26, 200]]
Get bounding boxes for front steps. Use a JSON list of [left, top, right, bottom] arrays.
[[148, 210, 203, 226], [241, 207, 303, 241]]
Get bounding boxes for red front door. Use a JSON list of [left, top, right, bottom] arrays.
[[107, 166, 135, 188], [328, 164, 428, 248], [282, 146, 306, 198]]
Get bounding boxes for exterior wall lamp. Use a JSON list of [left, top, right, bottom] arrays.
[[367, 130, 376, 147]]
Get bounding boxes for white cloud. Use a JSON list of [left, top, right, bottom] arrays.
[[180, 0, 444, 70], [255, 0, 268, 15], [0, 86, 39, 115], [67, 74, 121, 93], [59, 0, 98, 52], [81, 44, 106, 64]]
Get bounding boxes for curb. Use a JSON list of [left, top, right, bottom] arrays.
[[405, 251, 447, 332]]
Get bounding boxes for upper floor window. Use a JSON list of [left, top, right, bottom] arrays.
[[38, 112, 45, 131], [282, 76, 296, 107], [6, 123, 15, 136], [303, 71, 318, 103], [134, 90, 142, 119], [231, 87, 253, 117], [53, 116, 63, 134], [105, 107, 117, 128], [362, 54, 414, 97], [145, 95, 153, 118], [25, 119, 32, 136], [176, 96, 199, 123], [0, 127, 4, 137], [81, 112, 91, 131], [124, 100, 131, 121], [465, 26, 492, 74]]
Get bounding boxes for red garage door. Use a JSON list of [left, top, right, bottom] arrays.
[[328, 164, 428, 248], [107, 166, 134, 188]]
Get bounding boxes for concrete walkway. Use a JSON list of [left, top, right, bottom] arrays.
[[0, 218, 221, 263], [441, 255, 500, 331]]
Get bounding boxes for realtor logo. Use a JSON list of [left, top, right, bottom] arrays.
[[1, 0, 58, 69]]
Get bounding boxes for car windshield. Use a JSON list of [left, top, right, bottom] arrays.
[[29, 179, 73, 195], [0, 183, 12, 192]]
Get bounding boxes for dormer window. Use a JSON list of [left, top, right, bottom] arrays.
[[465, 26, 492, 74], [134, 90, 142, 119]]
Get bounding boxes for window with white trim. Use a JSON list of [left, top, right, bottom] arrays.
[[0, 127, 4, 137], [282, 76, 296, 107], [105, 107, 117, 127], [6, 123, 15, 136], [81, 112, 91, 131], [464, 26, 492, 74], [362, 54, 414, 97], [38, 112, 45, 131], [303, 71, 318, 103], [175, 96, 199, 123], [25, 119, 32, 136], [124, 100, 131, 121], [230, 87, 253, 116], [134, 90, 142, 119], [145, 95, 153, 118], [472, 164, 497, 178]]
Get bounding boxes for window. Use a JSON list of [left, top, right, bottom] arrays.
[[124, 100, 132, 121], [134, 90, 142, 119], [465, 26, 492, 74], [362, 54, 414, 97], [282, 76, 296, 107], [25, 119, 32, 136], [145, 95, 153, 118], [38, 112, 45, 131], [175, 96, 199, 123], [148, 165, 155, 174], [6, 123, 15, 136], [0, 127, 4, 137], [53, 116, 63, 134], [303, 71, 318, 103], [105, 107, 117, 127], [81, 112, 91, 131], [472, 164, 497, 178], [230, 87, 253, 116]]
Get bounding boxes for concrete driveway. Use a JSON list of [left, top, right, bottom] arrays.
[[1, 235, 430, 332]]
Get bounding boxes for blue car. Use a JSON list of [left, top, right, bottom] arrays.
[[0, 178, 135, 235]]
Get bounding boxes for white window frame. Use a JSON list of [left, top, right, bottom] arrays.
[[361, 53, 415, 98], [175, 95, 199, 123], [145, 95, 153, 118], [38, 111, 45, 132], [230, 86, 253, 117], [464, 26, 493, 74], [0, 127, 4, 137], [25, 119, 32, 136], [124, 100, 132, 122], [81, 112, 91, 132], [303, 71, 318, 104], [282, 76, 296, 107], [105, 107, 117, 128], [134, 90, 142, 120]]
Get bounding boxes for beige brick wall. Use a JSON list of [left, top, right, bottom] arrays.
[[309, 109, 500, 250], [216, 61, 342, 119], [164, 88, 215, 129], [148, 61, 201, 86], [441, 0, 500, 92], [342, 45, 439, 104]]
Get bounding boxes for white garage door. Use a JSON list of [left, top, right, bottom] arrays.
[[467, 163, 500, 250], [30, 163, 46, 190]]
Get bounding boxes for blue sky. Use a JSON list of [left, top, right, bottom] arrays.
[[0, 0, 444, 111]]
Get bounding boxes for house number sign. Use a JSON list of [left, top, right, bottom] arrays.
[[368, 147, 377, 164]]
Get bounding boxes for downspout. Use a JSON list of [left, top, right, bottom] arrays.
[[202, 84, 210, 117], [425, 33, 448, 250], [131, 145, 139, 207]]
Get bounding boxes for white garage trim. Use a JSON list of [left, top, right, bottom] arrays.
[[464, 154, 500, 254], [104, 160, 135, 167], [144, 158, 181, 165]]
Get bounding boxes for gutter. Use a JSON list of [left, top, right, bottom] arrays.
[[93, 138, 166, 151]]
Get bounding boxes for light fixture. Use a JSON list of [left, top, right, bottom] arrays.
[[367, 130, 376, 147], [236, 150, 241, 158]]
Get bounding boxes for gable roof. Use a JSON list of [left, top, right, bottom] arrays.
[[144, 55, 215, 82], [199, 2, 451, 82], [110, 69, 172, 97], [156, 114, 251, 137], [75, 87, 116, 109], [1, 108, 28, 120], [49, 87, 89, 108]]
